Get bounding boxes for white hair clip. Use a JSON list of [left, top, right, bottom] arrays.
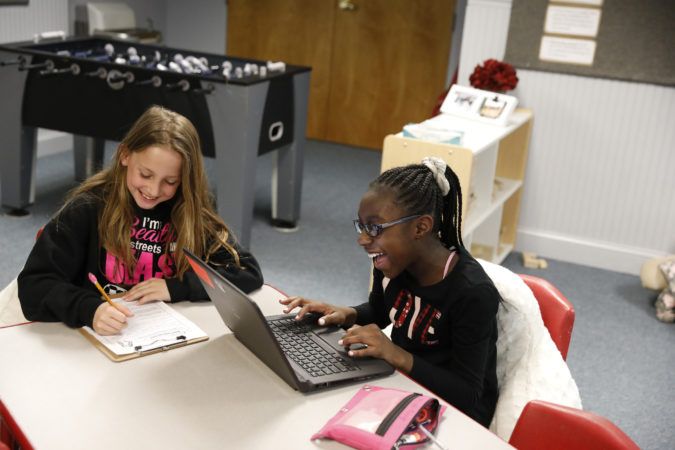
[[421, 157, 450, 196]]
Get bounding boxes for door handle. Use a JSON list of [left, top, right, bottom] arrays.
[[338, 0, 357, 11]]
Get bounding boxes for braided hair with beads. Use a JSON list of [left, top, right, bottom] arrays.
[[371, 158, 464, 250]]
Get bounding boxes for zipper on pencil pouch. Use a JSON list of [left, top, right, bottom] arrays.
[[375, 393, 421, 436]]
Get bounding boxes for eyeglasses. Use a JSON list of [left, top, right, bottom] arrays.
[[353, 215, 421, 237]]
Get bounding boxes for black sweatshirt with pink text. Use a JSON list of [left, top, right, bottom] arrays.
[[18, 192, 263, 328], [353, 248, 500, 427]]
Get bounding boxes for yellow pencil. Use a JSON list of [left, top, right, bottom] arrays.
[[88, 272, 123, 311]]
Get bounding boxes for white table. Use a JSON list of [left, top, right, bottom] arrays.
[[0, 286, 512, 449]]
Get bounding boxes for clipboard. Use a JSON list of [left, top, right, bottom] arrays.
[[79, 297, 209, 362], [79, 328, 208, 362]]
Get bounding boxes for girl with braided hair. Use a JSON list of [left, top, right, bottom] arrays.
[[281, 157, 500, 427]]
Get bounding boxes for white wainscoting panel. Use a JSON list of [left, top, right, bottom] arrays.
[[459, 0, 675, 274], [458, 0, 512, 86], [515, 71, 675, 274]]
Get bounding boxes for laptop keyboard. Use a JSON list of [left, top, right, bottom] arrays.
[[268, 318, 359, 378]]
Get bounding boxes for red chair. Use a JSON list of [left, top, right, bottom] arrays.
[[509, 400, 640, 450], [519, 274, 574, 360], [0, 399, 34, 450]]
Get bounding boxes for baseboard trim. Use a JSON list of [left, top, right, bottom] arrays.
[[515, 228, 669, 275], [37, 130, 72, 158]]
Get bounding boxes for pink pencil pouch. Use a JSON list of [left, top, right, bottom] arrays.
[[311, 385, 446, 450]]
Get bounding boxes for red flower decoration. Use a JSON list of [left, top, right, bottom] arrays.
[[469, 59, 518, 92]]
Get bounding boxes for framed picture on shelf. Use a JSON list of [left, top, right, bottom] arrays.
[[440, 85, 518, 126], [448, 89, 482, 113]]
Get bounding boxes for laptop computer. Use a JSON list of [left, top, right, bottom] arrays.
[[183, 249, 394, 392]]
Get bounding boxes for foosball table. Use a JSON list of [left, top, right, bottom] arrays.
[[0, 36, 311, 248]]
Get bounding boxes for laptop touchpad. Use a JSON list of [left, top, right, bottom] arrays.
[[314, 327, 347, 351], [315, 327, 367, 352]]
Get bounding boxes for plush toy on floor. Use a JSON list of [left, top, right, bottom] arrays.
[[640, 256, 675, 323]]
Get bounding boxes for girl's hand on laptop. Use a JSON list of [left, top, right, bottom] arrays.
[[339, 324, 414, 373], [122, 278, 171, 304], [280, 296, 357, 327]]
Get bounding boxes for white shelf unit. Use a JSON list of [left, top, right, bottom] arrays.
[[381, 109, 533, 264]]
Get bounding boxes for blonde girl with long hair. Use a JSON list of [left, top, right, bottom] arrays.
[[19, 106, 263, 335]]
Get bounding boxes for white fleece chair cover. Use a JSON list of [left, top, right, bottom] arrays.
[[0, 278, 28, 327], [478, 260, 582, 441]]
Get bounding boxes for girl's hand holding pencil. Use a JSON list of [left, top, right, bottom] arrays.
[[88, 273, 134, 335]]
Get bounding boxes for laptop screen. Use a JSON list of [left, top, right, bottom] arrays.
[[183, 248, 304, 390]]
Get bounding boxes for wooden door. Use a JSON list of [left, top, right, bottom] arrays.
[[227, 0, 455, 150], [326, 0, 454, 149], [227, 0, 335, 140]]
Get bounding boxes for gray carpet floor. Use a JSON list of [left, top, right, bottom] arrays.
[[1, 140, 673, 449]]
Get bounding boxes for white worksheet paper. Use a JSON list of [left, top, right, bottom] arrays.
[[82, 300, 207, 355]]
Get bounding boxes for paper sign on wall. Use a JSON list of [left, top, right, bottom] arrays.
[[539, 36, 596, 66]]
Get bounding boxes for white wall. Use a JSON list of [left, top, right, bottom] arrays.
[[459, 0, 675, 274], [66, 0, 167, 37], [2, 0, 225, 57], [164, 0, 226, 54], [0, 0, 73, 157], [0, 0, 68, 42]]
